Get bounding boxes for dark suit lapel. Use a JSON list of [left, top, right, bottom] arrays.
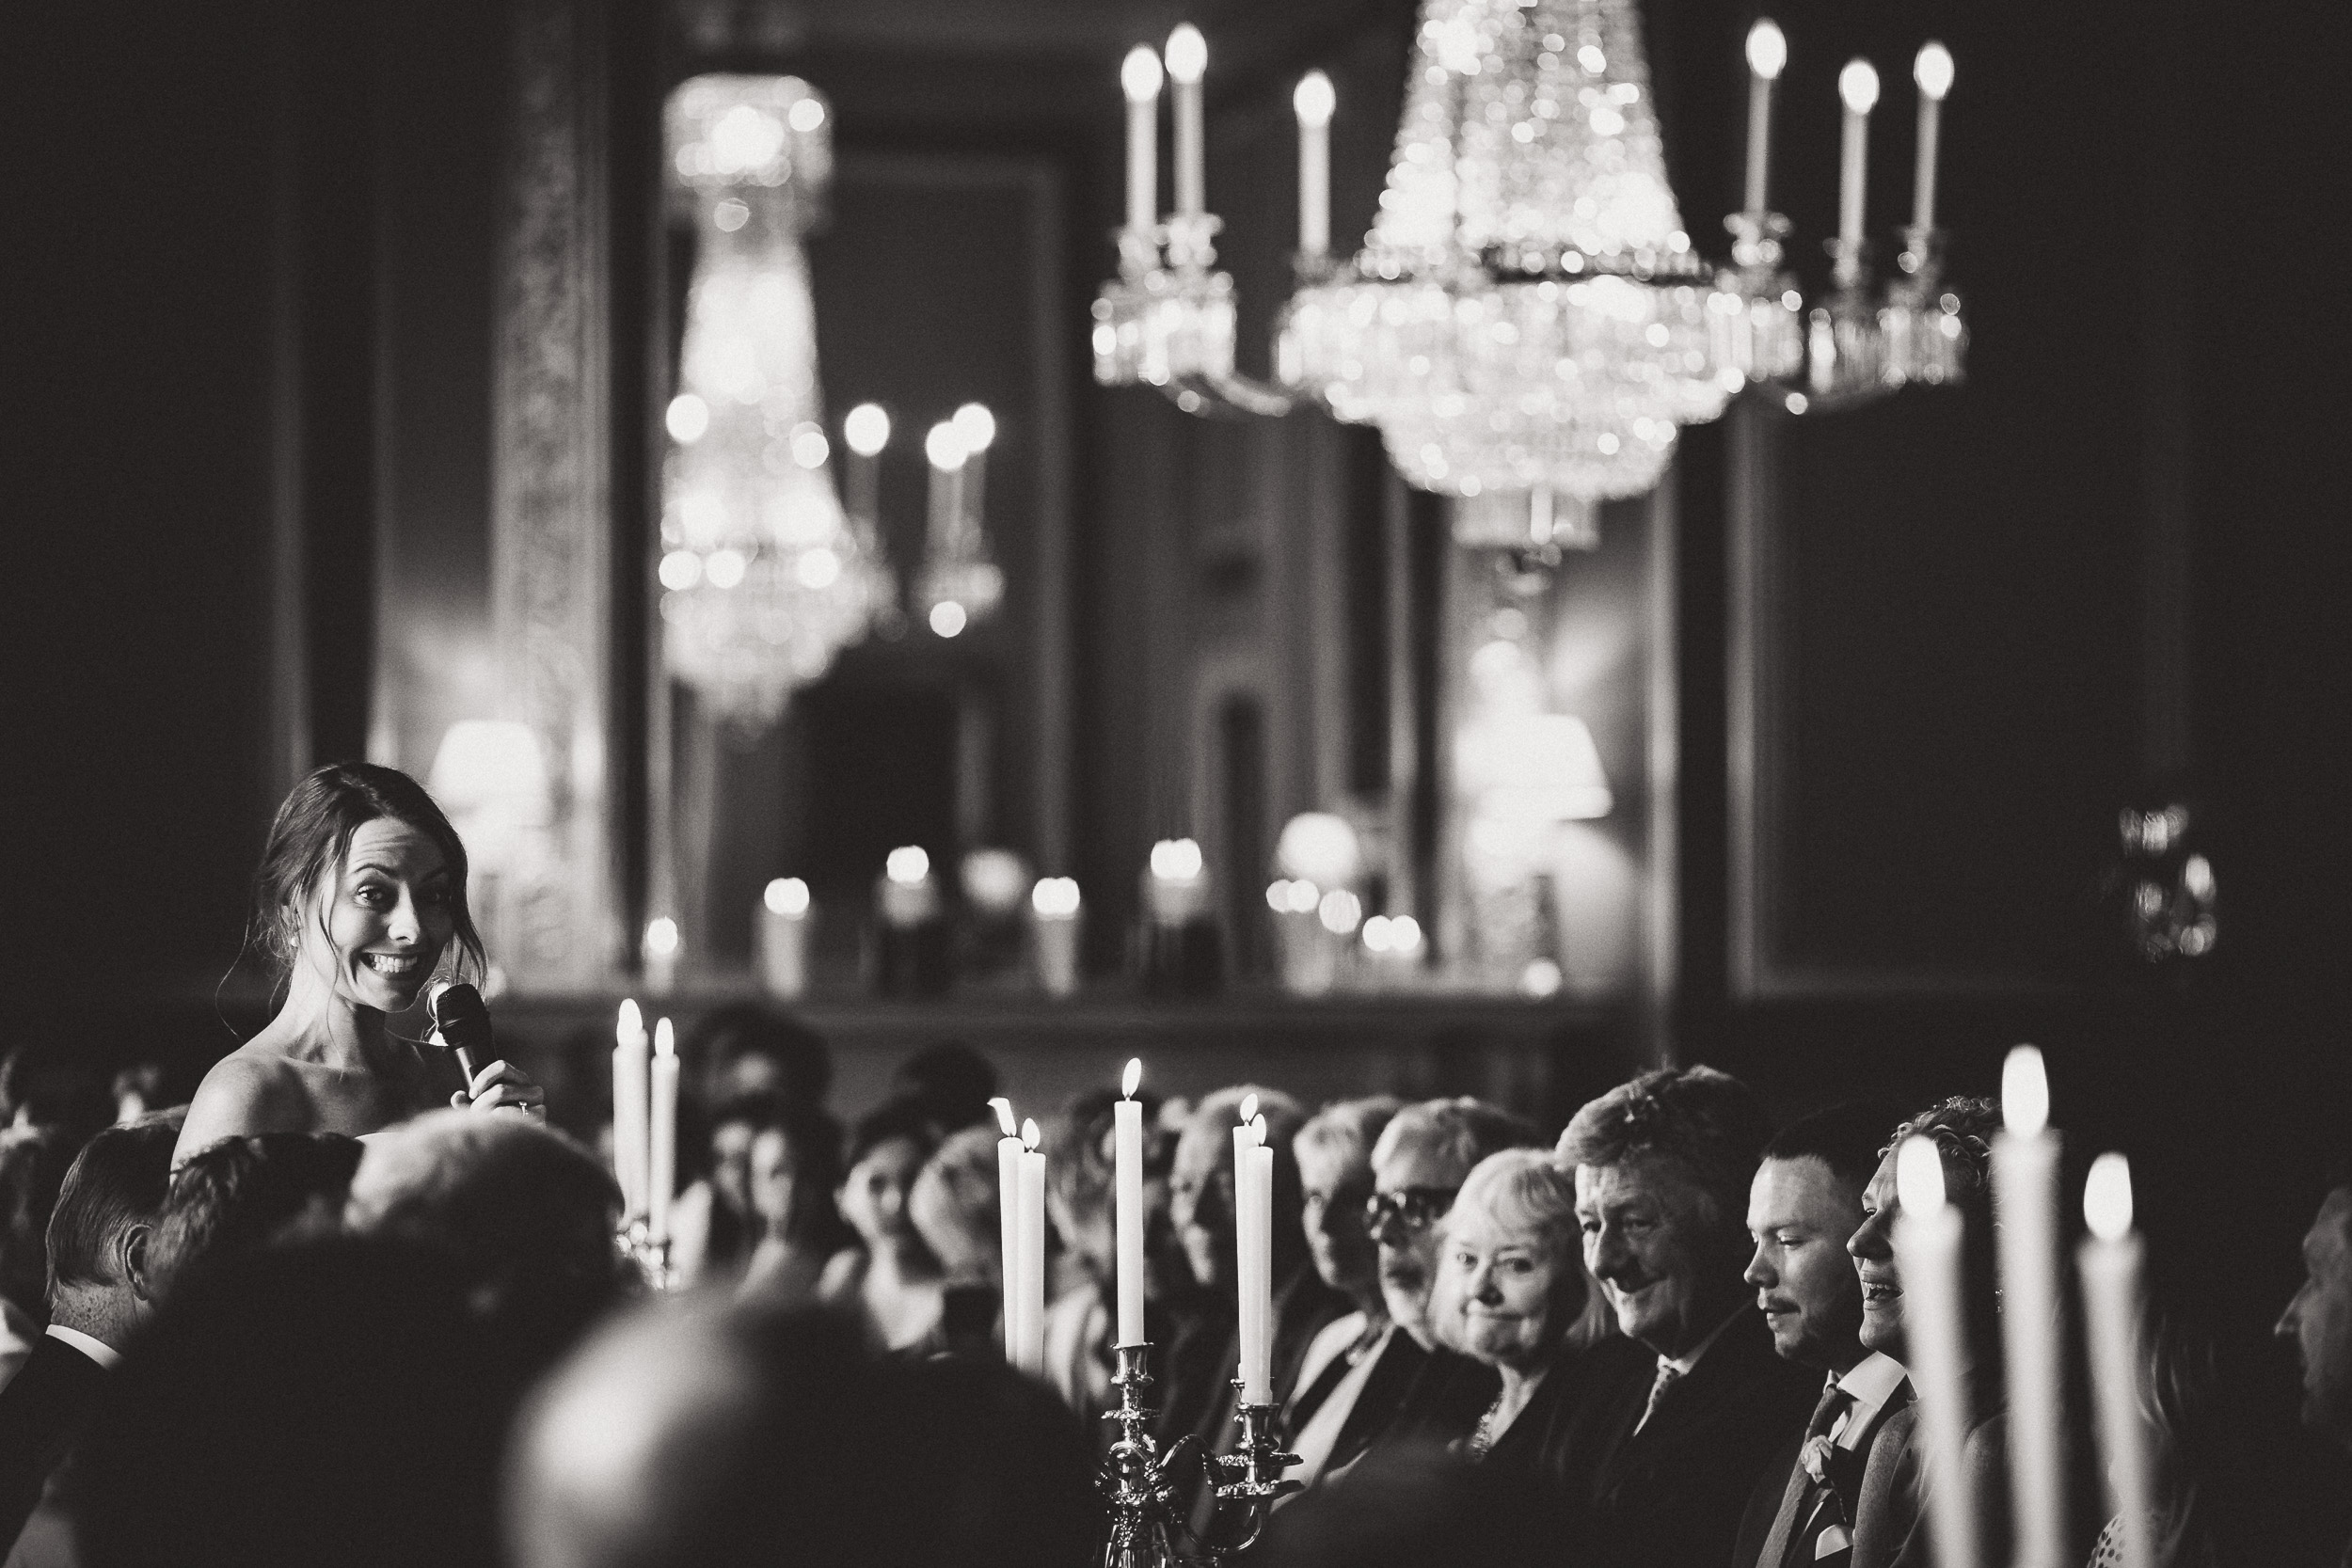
[[1322, 1330, 1426, 1472]]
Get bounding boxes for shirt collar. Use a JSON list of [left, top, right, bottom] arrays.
[[1659, 1306, 1744, 1378], [44, 1323, 120, 1370], [1835, 1350, 1907, 1411]]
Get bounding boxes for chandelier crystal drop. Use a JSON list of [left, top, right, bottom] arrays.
[[660, 75, 880, 728]]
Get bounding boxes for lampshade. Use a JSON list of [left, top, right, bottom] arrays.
[[1454, 712, 1613, 822], [428, 721, 551, 825]]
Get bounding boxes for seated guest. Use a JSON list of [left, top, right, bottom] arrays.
[[1350, 1099, 1546, 1469], [685, 1001, 833, 1113], [2280, 1171, 2352, 1565], [343, 1109, 626, 1372], [0, 1120, 175, 1549], [69, 1234, 513, 1568], [1734, 1100, 1915, 1568], [738, 1098, 844, 1307], [1251, 1439, 1559, 1568], [1844, 1096, 2010, 1568], [1426, 1148, 1613, 1499], [149, 1132, 363, 1294], [1555, 1067, 1818, 1568], [908, 1125, 1007, 1359], [1283, 1096, 1402, 1488], [818, 1098, 946, 1353], [505, 1301, 1100, 1568], [669, 1091, 767, 1286], [0, 1132, 78, 1389], [893, 1042, 1000, 1142]]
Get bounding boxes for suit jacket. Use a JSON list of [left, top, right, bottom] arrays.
[[1734, 1366, 1913, 1568], [1182, 1264, 1349, 1532], [0, 1335, 108, 1550], [1851, 1401, 2010, 1568], [1313, 1327, 1430, 1477], [1560, 1309, 1820, 1568]]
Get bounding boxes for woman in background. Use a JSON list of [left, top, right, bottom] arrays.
[[817, 1098, 943, 1352], [174, 764, 543, 1168], [738, 1098, 844, 1307]]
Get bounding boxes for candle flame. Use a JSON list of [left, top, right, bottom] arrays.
[[1250, 1114, 1268, 1145], [764, 877, 810, 916], [1150, 838, 1203, 880], [1022, 1117, 1041, 1150], [1164, 23, 1206, 86], [924, 422, 968, 471], [1896, 1133, 1947, 1213], [1913, 40, 1954, 102], [952, 402, 996, 453], [1293, 71, 1335, 129], [1122, 1058, 1142, 1098], [843, 403, 890, 456], [1745, 19, 1788, 82], [616, 998, 641, 1040], [990, 1097, 1017, 1137], [2002, 1044, 2049, 1137], [1838, 57, 1881, 115], [1120, 44, 1164, 103], [885, 845, 931, 885], [2084, 1152, 2134, 1241], [1238, 1092, 1260, 1125], [654, 1018, 675, 1057]]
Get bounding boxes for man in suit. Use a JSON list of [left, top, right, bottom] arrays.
[[1733, 1101, 1914, 1568], [2277, 1167, 2352, 1565], [0, 1118, 177, 1549], [1556, 1068, 1820, 1568]]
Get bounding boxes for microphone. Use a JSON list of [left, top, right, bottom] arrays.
[[423, 980, 494, 1085]]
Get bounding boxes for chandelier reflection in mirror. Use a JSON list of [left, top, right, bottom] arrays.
[[660, 76, 886, 729], [1093, 0, 1966, 551]]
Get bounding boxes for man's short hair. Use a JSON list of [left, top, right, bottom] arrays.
[[1760, 1098, 1914, 1192], [155, 1132, 364, 1291], [1371, 1099, 1544, 1184], [1297, 1097, 1406, 1180], [1555, 1067, 1772, 1227], [45, 1120, 178, 1294]]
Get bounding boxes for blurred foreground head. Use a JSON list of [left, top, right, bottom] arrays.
[[507, 1301, 1100, 1568], [1249, 1438, 1564, 1568]]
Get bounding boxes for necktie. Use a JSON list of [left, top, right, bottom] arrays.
[[1633, 1362, 1681, 1434], [1786, 1385, 1861, 1567]]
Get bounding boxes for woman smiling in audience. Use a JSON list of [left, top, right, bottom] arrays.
[[173, 764, 544, 1168]]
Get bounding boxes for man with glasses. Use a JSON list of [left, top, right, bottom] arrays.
[[1311, 1097, 1543, 1480]]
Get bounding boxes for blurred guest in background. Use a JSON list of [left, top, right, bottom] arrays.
[[818, 1099, 945, 1353], [174, 763, 544, 1167], [1843, 1096, 2010, 1568], [685, 1003, 833, 1117], [0, 1049, 114, 1149], [1734, 1100, 1914, 1568], [737, 1098, 845, 1307], [150, 1132, 363, 1295], [1282, 1096, 1401, 1489], [1556, 1067, 1816, 1568], [909, 1125, 1006, 1359], [1041, 1085, 1185, 1432], [2277, 1172, 2352, 1565], [0, 1132, 78, 1389], [343, 1109, 625, 1375], [893, 1042, 1000, 1143], [1426, 1148, 1613, 1500], [0, 1120, 175, 1549], [673, 1091, 767, 1285]]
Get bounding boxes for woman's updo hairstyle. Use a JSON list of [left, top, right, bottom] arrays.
[[247, 762, 485, 987]]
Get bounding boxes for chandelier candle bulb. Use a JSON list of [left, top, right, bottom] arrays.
[[1166, 24, 1207, 219], [991, 1099, 1025, 1366], [1994, 1044, 2068, 1568], [842, 404, 888, 525], [952, 403, 994, 545], [648, 1019, 678, 1245], [1912, 42, 1954, 231], [2080, 1154, 2156, 1568], [612, 1001, 650, 1223], [1029, 878, 1083, 997], [881, 846, 940, 927], [1293, 71, 1334, 260], [1837, 58, 1880, 250], [1892, 1133, 1979, 1568], [642, 916, 680, 995], [1114, 1060, 1146, 1346], [1017, 1119, 1049, 1374], [757, 878, 812, 999], [1742, 21, 1787, 214], [1121, 46, 1163, 234], [1144, 837, 1207, 926]]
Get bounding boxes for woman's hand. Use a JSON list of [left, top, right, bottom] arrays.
[[453, 1059, 548, 1118]]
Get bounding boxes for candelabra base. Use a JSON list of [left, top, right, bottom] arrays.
[[1098, 1348, 1299, 1567]]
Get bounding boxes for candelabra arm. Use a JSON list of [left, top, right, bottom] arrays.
[[1200, 1387, 1303, 1559], [1170, 371, 1296, 420]]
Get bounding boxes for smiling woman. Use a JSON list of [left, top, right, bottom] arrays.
[[172, 764, 547, 1168]]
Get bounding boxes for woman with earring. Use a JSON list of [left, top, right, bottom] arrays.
[[173, 763, 545, 1167]]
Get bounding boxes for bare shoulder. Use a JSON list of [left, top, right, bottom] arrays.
[[174, 1051, 308, 1166]]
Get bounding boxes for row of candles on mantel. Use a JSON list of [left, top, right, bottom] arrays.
[[1113, 21, 1954, 272]]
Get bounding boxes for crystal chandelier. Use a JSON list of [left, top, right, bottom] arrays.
[[660, 75, 882, 728], [1093, 1, 1966, 550]]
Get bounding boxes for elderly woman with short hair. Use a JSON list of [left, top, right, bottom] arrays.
[[1425, 1148, 1613, 1491]]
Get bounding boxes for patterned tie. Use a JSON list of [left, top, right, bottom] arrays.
[[1633, 1362, 1682, 1434]]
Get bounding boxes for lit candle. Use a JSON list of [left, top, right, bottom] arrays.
[[952, 403, 993, 545], [1166, 24, 1207, 220], [1912, 42, 1954, 230], [924, 420, 966, 594], [1121, 45, 1163, 235], [1742, 21, 1787, 214], [880, 845, 940, 928], [991, 1098, 1024, 1363], [1144, 837, 1206, 927], [1247, 1113, 1274, 1404], [1994, 1045, 2067, 1568], [642, 916, 679, 995], [1018, 1117, 1048, 1373], [842, 403, 888, 524], [1031, 877, 1083, 997], [1892, 1133, 1979, 1568], [1293, 71, 1334, 260], [1836, 58, 1880, 248], [612, 1000, 649, 1223], [1232, 1095, 1264, 1403], [648, 1017, 677, 1244], [1114, 1059, 1146, 1346], [758, 877, 811, 999], [2079, 1153, 2155, 1568]]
